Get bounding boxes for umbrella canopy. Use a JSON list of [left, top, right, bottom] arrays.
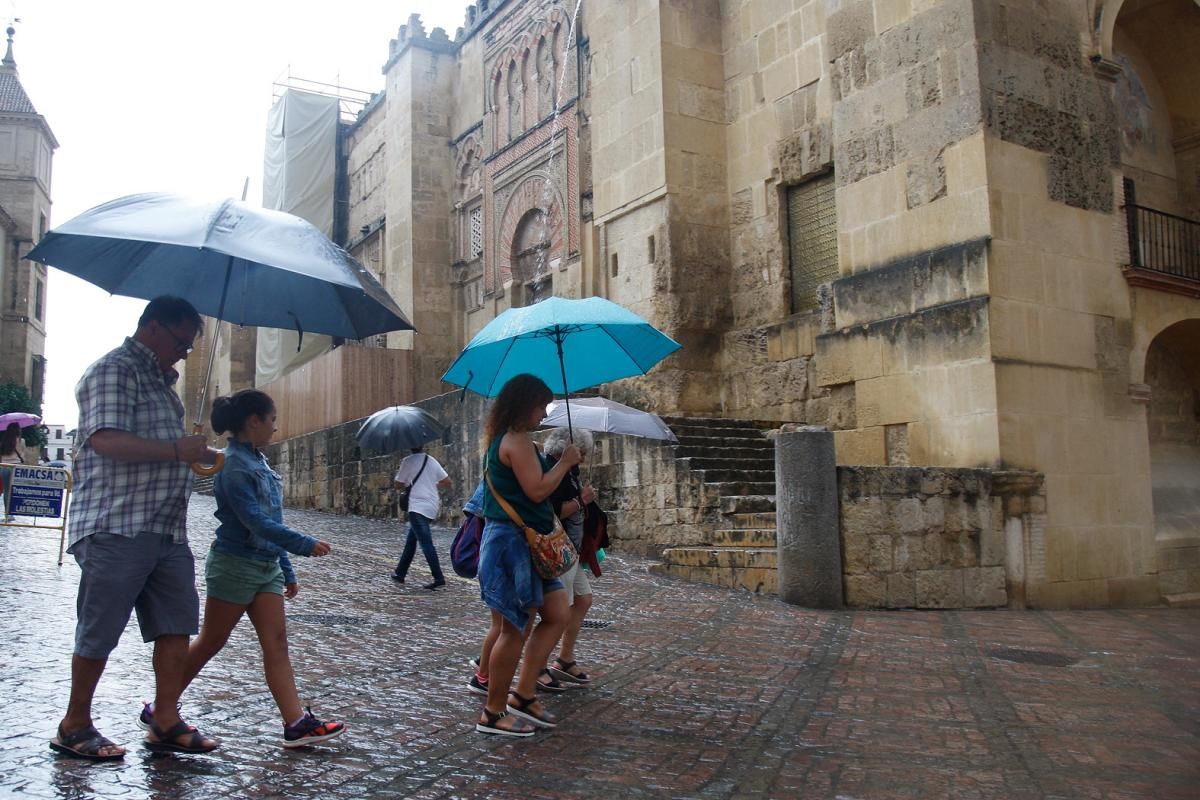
[[356, 406, 446, 454], [25, 192, 413, 340], [543, 397, 677, 443], [441, 296, 680, 397], [0, 412, 41, 429]]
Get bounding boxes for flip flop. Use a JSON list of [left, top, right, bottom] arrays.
[[144, 719, 218, 754], [49, 723, 126, 761]]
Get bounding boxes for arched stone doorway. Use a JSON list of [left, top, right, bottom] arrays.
[[496, 174, 564, 306], [1145, 319, 1200, 600], [511, 207, 555, 304]]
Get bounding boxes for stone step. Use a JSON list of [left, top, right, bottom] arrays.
[[674, 434, 774, 449], [662, 546, 777, 569], [709, 528, 776, 547], [677, 445, 776, 461], [696, 468, 777, 483], [706, 480, 776, 496], [649, 561, 777, 594], [727, 511, 777, 529], [720, 494, 776, 514], [678, 456, 777, 472], [660, 416, 774, 431], [1162, 592, 1200, 608]]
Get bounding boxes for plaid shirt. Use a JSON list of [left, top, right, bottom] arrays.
[[69, 337, 192, 549]]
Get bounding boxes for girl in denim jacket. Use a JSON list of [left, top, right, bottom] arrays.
[[138, 389, 346, 749]]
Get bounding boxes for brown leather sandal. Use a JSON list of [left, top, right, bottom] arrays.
[[144, 719, 218, 753]]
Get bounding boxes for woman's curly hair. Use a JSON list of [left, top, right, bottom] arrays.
[[485, 374, 553, 442]]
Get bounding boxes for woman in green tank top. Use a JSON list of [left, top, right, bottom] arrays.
[[474, 374, 581, 737]]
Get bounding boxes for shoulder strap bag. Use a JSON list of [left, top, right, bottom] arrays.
[[397, 454, 429, 513], [485, 469, 577, 580]]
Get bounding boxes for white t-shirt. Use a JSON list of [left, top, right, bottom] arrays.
[[394, 453, 449, 519]]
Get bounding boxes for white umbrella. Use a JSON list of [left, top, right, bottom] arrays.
[[542, 397, 677, 443]]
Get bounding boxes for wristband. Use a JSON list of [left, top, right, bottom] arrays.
[[172, 441, 180, 462]]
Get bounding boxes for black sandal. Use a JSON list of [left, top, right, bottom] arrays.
[[549, 657, 592, 684], [144, 719, 218, 753], [506, 691, 558, 729], [535, 667, 568, 693], [475, 708, 535, 737]]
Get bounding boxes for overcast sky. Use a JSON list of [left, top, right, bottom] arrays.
[[17, 0, 469, 428]]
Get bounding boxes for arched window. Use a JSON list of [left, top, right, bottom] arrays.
[[536, 35, 554, 119], [492, 71, 505, 150], [507, 61, 522, 141]]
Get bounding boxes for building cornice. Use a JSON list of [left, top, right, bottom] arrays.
[[0, 111, 58, 149]]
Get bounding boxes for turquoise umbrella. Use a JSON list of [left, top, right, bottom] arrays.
[[441, 297, 680, 402]]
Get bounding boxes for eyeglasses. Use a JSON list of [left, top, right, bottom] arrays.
[[161, 323, 195, 355]]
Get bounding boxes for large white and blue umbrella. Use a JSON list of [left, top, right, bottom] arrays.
[[25, 193, 413, 341], [441, 296, 680, 434], [26, 192, 414, 475]]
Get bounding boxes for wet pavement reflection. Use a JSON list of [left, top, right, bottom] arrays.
[[1, 496, 1197, 798]]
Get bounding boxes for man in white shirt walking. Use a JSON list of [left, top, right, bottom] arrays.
[[392, 446, 452, 589]]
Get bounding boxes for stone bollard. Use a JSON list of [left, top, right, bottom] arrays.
[[775, 427, 842, 608]]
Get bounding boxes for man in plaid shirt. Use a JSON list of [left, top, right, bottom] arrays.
[[51, 296, 221, 761]]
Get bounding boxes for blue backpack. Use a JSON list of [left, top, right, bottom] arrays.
[[450, 513, 485, 578]]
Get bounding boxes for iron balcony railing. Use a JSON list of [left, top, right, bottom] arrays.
[[1125, 203, 1200, 280]]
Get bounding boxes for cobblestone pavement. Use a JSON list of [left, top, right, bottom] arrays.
[[1, 497, 1198, 799]]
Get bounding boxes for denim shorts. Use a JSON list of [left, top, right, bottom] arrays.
[[72, 532, 199, 659], [205, 548, 285, 605]]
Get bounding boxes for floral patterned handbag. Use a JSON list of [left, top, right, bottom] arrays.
[[485, 471, 577, 579]]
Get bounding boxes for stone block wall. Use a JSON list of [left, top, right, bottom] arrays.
[[977, 0, 1158, 609], [839, 465, 1044, 608]]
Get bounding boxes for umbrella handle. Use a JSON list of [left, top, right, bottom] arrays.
[[188, 423, 225, 476], [191, 455, 224, 477]]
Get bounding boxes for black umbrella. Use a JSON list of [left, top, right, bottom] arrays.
[[356, 406, 446, 453]]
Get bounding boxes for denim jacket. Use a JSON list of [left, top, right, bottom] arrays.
[[212, 439, 316, 585]]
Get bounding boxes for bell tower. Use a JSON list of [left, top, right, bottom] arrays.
[[0, 23, 57, 404]]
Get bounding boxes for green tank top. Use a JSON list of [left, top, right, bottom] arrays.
[[482, 432, 555, 533]]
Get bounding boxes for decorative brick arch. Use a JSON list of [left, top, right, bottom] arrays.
[[497, 174, 564, 287], [490, 44, 519, 150], [521, 47, 536, 130]]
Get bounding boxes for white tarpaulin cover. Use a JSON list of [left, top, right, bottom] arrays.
[[257, 89, 339, 386]]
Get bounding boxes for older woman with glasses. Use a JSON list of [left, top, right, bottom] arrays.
[[542, 426, 597, 686]]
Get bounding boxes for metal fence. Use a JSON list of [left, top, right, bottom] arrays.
[[1125, 203, 1200, 280]]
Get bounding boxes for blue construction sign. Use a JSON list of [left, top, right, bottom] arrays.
[[9, 465, 68, 517]]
